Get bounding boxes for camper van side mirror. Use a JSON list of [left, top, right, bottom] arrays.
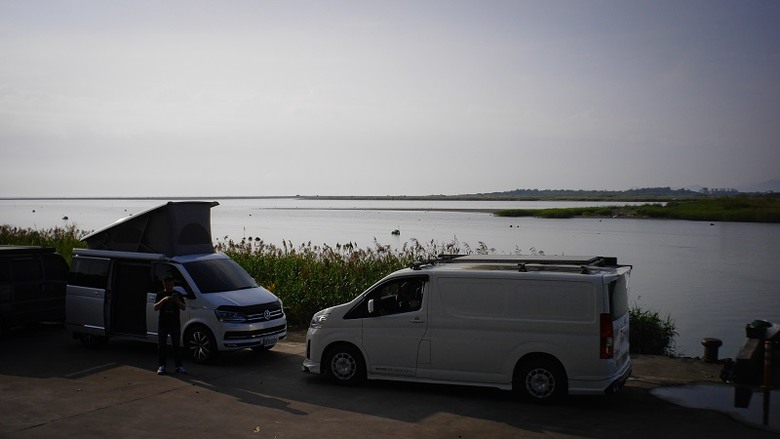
[[173, 286, 189, 299], [367, 299, 375, 315]]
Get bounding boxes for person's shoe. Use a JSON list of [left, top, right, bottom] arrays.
[[175, 366, 187, 374], [157, 366, 166, 375]]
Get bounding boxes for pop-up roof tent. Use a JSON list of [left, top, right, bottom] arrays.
[[81, 201, 219, 256]]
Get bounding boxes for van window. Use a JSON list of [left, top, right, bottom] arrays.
[[608, 276, 629, 320], [151, 264, 193, 296], [70, 258, 110, 289], [345, 276, 427, 319], [184, 258, 257, 293]]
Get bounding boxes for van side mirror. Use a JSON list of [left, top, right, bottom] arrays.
[[173, 286, 188, 299], [367, 299, 375, 314]]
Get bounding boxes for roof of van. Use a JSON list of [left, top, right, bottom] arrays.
[[409, 254, 629, 276], [0, 245, 58, 255], [80, 201, 218, 257]]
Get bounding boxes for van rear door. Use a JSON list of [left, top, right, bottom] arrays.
[[606, 268, 631, 365]]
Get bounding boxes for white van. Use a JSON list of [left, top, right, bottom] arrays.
[[66, 248, 287, 363], [302, 255, 631, 402], [64, 201, 286, 363]]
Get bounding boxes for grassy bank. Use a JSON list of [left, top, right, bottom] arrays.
[[1, 225, 677, 354], [0, 225, 86, 264], [495, 195, 780, 223]]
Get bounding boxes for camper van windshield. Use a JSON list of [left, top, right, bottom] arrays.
[[184, 258, 257, 294]]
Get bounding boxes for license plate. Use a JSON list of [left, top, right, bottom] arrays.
[[263, 336, 277, 347]]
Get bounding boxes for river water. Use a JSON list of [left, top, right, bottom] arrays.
[[2, 197, 778, 357]]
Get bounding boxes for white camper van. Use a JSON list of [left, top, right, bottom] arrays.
[[66, 249, 286, 363], [303, 255, 631, 402], [65, 201, 286, 363]]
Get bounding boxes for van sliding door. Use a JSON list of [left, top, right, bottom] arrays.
[[111, 261, 152, 336]]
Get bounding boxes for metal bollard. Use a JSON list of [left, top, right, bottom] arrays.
[[701, 337, 723, 363]]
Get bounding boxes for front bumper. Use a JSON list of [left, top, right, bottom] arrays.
[[221, 323, 287, 349]]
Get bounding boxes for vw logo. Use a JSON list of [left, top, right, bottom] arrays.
[[264, 310, 271, 320]]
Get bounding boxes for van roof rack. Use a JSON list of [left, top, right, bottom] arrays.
[[410, 254, 620, 271]]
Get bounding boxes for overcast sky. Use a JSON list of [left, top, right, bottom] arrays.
[[1, 1, 778, 197]]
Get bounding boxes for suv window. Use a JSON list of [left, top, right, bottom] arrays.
[[184, 258, 257, 294], [42, 254, 68, 281], [11, 257, 42, 282]]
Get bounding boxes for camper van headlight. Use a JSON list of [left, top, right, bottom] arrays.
[[310, 313, 329, 329], [215, 310, 247, 323]]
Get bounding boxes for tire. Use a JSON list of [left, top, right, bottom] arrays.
[[324, 344, 365, 385], [184, 325, 217, 364], [515, 357, 567, 403]]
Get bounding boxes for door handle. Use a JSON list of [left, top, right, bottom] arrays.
[[410, 317, 425, 324]]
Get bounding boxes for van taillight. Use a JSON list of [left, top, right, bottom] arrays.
[[600, 313, 614, 359]]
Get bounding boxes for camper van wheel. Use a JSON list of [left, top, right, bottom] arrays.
[[185, 325, 217, 364], [325, 344, 365, 385], [515, 357, 567, 403]]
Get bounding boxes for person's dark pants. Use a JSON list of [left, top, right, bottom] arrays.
[[158, 321, 182, 368]]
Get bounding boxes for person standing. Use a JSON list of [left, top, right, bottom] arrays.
[[154, 275, 186, 375]]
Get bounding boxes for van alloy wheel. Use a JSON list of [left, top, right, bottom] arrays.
[[526, 367, 556, 398], [516, 358, 566, 402], [326, 345, 365, 385], [185, 326, 216, 364]]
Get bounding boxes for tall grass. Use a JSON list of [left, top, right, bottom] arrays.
[[629, 302, 678, 356], [0, 225, 87, 264]]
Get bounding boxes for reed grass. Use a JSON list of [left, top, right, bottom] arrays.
[[629, 302, 678, 356], [495, 195, 780, 222], [0, 225, 87, 264]]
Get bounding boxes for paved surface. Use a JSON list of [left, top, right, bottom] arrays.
[[0, 323, 777, 438]]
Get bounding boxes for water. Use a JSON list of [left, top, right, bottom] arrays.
[[2, 197, 778, 357], [652, 384, 779, 433]]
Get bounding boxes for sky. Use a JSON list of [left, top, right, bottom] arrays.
[[1, 1, 778, 197]]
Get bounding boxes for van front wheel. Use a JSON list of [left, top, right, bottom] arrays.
[[515, 357, 567, 403], [184, 325, 217, 364], [325, 344, 365, 385]]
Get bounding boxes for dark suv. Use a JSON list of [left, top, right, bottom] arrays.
[[0, 246, 69, 336]]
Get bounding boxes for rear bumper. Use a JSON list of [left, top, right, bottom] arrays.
[[605, 364, 632, 394]]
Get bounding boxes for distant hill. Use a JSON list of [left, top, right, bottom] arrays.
[[738, 179, 780, 193], [467, 187, 704, 200]]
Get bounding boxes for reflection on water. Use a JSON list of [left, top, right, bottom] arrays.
[[652, 384, 779, 433], [2, 198, 779, 357]]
